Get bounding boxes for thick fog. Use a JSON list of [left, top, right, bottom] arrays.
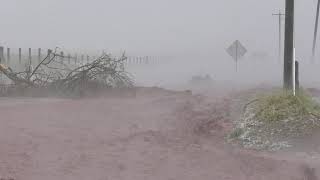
[[0, 0, 319, 88]]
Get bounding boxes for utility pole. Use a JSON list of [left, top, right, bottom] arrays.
[[273, 10, 285, 62], [284, 0, 294, 90], [312, 0, 320, 60]]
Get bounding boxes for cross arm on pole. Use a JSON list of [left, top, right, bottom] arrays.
[[272, 10, 285, 62], [272, 13, 285, 16]]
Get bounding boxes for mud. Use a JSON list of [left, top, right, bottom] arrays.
[[0, 87, 319, 180]]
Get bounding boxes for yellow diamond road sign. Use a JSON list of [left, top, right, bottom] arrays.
[[226, 40, 247, 61]]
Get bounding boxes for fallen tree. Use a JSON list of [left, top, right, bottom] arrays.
[[0, 48, 133, 96]]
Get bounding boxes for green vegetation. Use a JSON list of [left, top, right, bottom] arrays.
[[229, 89, 320, 151], [256, 90, 320, 123], [229, 128, 244, 139]]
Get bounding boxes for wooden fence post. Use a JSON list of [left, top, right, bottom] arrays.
[[81, 55, 84, 64], [38, 48, 42, 63], [18, 48, 22, 64], [68, 54, 71, 64], [295, 61, 300, 91], [47, 49, 51, 63], [28, 48, 32, 65], [0, 47, 4, 64], [75, 54, 78, 65], [6, 48, 10, 64], [60, 51, 64, 63]]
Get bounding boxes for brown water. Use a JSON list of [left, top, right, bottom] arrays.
[[0, 87, 319, 180]]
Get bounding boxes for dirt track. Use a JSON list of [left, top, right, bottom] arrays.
[[0, 87, 319, 180]]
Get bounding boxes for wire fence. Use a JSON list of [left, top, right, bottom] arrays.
[[0, 46, 173, 85]]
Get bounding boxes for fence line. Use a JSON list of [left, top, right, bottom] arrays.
[[0, 46, 167, 69]]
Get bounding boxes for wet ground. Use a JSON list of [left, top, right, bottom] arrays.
[[0, 87, 319, 180]]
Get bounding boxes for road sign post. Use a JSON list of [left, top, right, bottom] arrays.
[[226, 40, 247, 72], [236, 41, 238, 71]]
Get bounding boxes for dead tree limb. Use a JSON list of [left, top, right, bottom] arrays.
[[0, 50, 133, 95]]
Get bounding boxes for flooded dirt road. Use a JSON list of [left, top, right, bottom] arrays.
[[0, 87, 319, 180]]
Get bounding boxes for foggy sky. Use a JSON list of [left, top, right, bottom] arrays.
[[0, 0, 318, 60]]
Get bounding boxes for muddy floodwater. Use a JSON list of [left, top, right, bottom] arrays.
[[0, 87, 319, 180]]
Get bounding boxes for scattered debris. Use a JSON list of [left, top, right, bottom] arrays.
[[0, 49, 133, 96], [189, 74, 213, 85]]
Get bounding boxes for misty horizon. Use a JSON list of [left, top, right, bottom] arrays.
[[1, 0, 316, 58]]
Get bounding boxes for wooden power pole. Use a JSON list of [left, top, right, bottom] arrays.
[[312, 0, 320, 60], [284, 0, 295, 90], [273, 10, 285, 62]]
